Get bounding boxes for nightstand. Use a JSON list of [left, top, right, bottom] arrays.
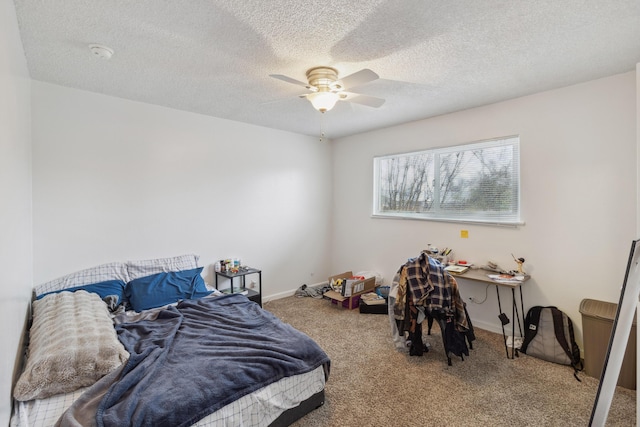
[[214, 267, 262, 307]]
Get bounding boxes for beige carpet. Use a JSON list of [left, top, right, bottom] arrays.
[[264, 295, 636, 427]]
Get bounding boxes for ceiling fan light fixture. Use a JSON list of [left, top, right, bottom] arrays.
[[271, 66, 383, 113], [307, 91, 339, 113]]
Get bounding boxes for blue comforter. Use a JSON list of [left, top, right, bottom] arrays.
[[96, 294, 330, 427]]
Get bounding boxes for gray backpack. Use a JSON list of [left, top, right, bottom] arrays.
[[520, 306, 583, 380]]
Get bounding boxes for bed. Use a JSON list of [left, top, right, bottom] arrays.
[[10, 254, 330, 427]]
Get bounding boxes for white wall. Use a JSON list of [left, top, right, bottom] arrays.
[[0, 1, 32, 425], [31, 82, 333, 299], [331, 72, 637, 342]]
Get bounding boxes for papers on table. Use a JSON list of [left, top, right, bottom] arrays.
[[444, 265, 469, 274]]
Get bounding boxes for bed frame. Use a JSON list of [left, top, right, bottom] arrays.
[[270, 389, 325, 427]]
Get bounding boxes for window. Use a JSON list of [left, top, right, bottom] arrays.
[[373, 136, 521, 225]]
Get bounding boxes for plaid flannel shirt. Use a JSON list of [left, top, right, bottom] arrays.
[[404, 252, 468, 331]]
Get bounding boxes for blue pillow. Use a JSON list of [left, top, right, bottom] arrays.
[[124, 267, 212, 312], [36, 279, 126, 305]]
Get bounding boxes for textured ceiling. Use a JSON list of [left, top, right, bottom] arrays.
[[12, 0, 640, 139]]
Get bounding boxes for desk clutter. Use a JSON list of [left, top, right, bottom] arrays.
[[424, 245, 529, 283]]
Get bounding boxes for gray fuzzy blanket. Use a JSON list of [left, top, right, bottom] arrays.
[[57, 294, 330, 427]]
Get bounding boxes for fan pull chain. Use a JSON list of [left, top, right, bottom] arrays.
[[319, 112, 326, 142]]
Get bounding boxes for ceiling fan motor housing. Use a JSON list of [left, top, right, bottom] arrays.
[[306, 67, 341, 91]]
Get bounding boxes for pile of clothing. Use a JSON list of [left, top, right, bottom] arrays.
[[294, 283, 331, 298], [389, 252, 475, 362]]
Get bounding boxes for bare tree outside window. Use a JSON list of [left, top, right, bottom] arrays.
[[373, 136, 520, 225], [378, 153, 433, 212]]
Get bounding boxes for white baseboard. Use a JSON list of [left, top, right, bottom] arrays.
[[467, 319, 505, 336]]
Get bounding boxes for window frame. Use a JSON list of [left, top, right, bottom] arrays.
[[372, 136, 523, 226]]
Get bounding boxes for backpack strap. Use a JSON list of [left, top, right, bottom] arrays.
[[520, 306, 543, 354], [566, 312, 584, 377], [551, 308, 583, 381]]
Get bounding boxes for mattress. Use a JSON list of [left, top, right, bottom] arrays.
[[11, 365, 326, 427]]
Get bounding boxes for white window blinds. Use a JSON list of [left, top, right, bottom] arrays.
[[373, 136, 521, 225]]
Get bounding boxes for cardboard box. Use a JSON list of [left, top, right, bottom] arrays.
[[329, 294, 362, 309], [323, 271, 377, 310]]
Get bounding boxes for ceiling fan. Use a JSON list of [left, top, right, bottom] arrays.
[[269, 67, 385, 113]]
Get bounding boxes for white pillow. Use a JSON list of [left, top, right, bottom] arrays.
[[126, 253, 200, 281], [34, 262, 129, 297], [13, 291, 129, 401]]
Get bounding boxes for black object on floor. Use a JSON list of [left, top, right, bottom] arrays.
[[359, 299, 388, 314]]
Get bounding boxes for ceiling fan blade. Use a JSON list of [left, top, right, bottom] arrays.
[[340, 92, 385, 108], [338, 69, 379, 89], [269, 74, 311, 89]]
